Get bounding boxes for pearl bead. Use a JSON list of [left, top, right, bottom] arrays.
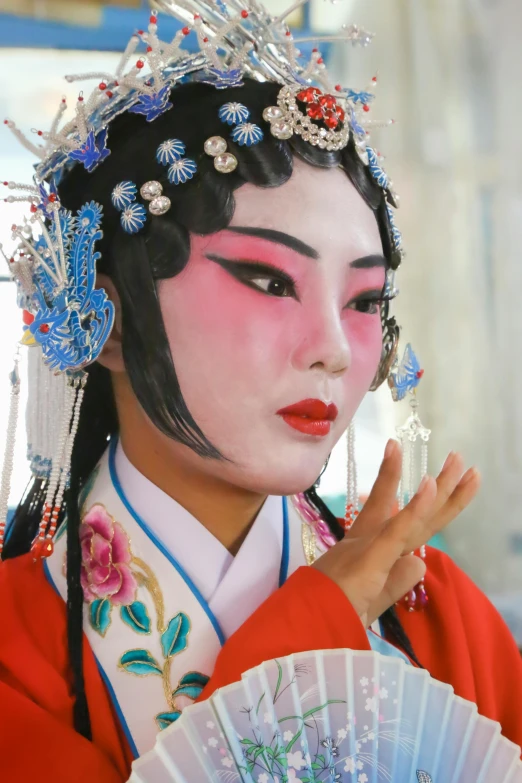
[[204, 136, 227, 157], [270, 120, 293, 140], [262, 106, 283, 122], [214, 153, 238, 174], [149, 195, 172, 216], [140, 180, 163, 200]]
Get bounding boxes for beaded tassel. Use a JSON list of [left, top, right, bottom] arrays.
[[0, 352, 21, 557], [388, 343, 430, 611], [343, 421, 359, 532], [396, 392, 431, 611], [32, 371, 87, 559]]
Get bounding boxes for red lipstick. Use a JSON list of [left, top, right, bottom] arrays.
[[277, 399, 338, 437]]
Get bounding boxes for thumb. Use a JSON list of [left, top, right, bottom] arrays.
[[368, 554, 426, 625]]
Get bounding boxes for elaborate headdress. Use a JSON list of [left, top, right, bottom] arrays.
[[0, 0, 403, 558]]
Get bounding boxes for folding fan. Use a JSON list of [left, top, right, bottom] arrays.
[[128, 649, 522, 783]]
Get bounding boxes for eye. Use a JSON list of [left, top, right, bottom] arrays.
[[249, 276, 293, 297], [345, 293, 385, 315]]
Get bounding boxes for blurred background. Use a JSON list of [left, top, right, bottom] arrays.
[[1, 0, 521, 637]]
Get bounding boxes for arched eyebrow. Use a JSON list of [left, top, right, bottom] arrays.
[[227, 226, 319, 259], [227, 227, 387, 269]]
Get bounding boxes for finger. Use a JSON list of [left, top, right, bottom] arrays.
[[361, 476, 437, 575], [406, 467, 481, 551], [349, 440, 402, 536], [428, 452, 466, 518], [368, 554, 426, 626]]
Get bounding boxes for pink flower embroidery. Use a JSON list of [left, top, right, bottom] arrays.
[[80, 503, 137, 605]]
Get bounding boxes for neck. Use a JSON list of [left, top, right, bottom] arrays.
[[117, 383, 266, 555]]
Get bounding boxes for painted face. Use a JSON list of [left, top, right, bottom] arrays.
[[157, 159, 386, 494]]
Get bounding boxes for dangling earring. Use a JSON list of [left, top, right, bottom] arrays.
[[389, 343, 431, 611], [343, 420, 359, 533]]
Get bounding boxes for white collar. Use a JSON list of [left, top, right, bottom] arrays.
[[114, 440, 284, 638]]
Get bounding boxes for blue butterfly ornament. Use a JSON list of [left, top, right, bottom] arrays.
[[388, 343, 424, 402]]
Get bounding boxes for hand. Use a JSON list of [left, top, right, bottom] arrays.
[[311, 441, 480, 628]]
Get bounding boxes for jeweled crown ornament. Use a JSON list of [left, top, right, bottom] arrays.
[[389, 343, 431, 611]]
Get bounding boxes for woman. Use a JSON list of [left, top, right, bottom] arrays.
[[0, 4, 521, 781]]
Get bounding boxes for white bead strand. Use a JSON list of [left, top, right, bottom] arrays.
[[0, 352, 21, 556]]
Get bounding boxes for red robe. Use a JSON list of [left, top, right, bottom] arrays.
[[1, 547, 521, 782]]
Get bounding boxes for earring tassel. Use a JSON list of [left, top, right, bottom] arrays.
[[0, 352, 21, 557]]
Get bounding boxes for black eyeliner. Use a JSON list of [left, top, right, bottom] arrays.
[[205, 253, 299, 298]]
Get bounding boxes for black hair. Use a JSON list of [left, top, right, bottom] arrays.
[[4, 78, 417, 740]]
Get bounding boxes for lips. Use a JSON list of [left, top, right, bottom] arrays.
[[277, 399, 339, 437]]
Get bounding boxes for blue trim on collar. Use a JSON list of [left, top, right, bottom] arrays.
[[279, 497, 290, 588], [42, 558, 140, 759], [108, 438, 227, 646]]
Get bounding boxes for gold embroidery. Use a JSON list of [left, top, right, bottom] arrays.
[[301, 521, 317, 565], [132, 556, 166, 633]]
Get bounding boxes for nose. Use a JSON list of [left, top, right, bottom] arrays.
[[290, 306, 351, 377]]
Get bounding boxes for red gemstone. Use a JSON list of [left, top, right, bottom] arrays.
[[317, 57, 324, 65], [286, 31, 292, 37], [150, 15, 157, 24], [307, 102, 324, 120], [182, 26, 190, 35], [37, 130, 43, 136], [137, 30, 144, 35], [363, 104, 370, 113], [48, 193, 57, 202], [30, 204, 37, 213], [203, 37, 209, 42], [147, 46, 153, 52], [416, 369, 425, 379], [319, 94, 337, 109], [99, 82, 107, 90], [404, 589, 417, 611], [106, 91, 113, 99], [39, 324, 50, 334], [335, 105, 345, 122], [22, 310, 34, 325], [297, 86, 321, 104], [2, 181, 7, 186], [335, 84, 342, 92], [114, 81, 119, 87], [4, 120, 8, 125], [193, 13, 200, 19], [241, 10, 249, 18], [312, 47, 318, 53], [136, 60, 145, 69], [323, 110, 339, 129]]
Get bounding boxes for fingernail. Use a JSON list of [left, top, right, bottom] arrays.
[[417, 475, 430, 494], [442, 452, 455, 471], [460, 467, 478, 486], [384, 439, 396, 460]]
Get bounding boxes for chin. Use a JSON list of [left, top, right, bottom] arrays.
[[227, 457, 330, 497]]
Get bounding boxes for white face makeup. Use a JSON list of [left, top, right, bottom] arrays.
[[156, 159, 386, 495]]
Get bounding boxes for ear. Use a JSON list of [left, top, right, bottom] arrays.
[[96, 273, 125, 373]]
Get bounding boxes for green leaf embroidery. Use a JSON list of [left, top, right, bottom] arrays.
[[89, 598, 111, 637], [172, 671, 209, 701], [155, 711, 182, 731], [119, 649, 162, 676], [120, 601, 151, 635], [161, 612, 190, 659]]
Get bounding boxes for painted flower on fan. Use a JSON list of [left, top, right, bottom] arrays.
[[296, 86, 346, 130], [128, 84, 173, 122], [80, 503, 137, 605], [168, 158, 198, 185], [231, 122, 264, 146], [286, 750, 307, 770], [68, 127, 111, 173], [156, 138, 186, 165]]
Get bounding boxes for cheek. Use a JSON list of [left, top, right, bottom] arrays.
[[344, 311, 383, 386], [158, 262, 293, 388]]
